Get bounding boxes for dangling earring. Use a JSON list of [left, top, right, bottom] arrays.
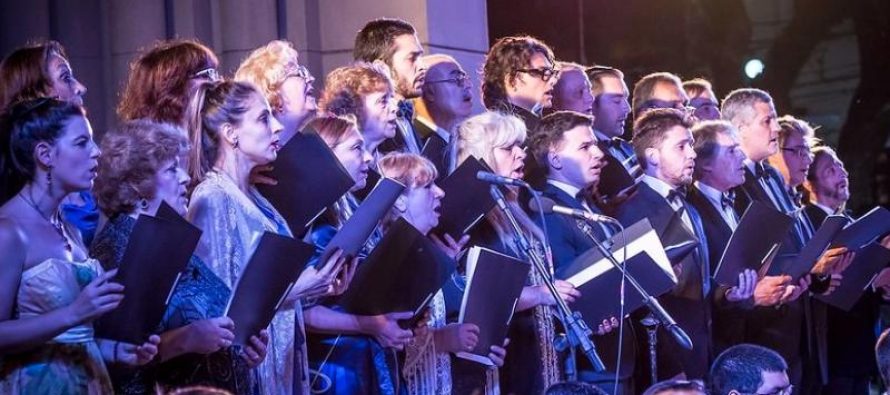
[[233, 137, 240, 150], [46, 165, 53, 189]]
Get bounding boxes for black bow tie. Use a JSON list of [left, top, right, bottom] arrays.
[[599, 138, 621, 150], [397, 100, 414, 121], [754, 163, 769, 180], [721, 191, 735, 210], [667, 187, 688, 203], [789, 188, 803, 207]]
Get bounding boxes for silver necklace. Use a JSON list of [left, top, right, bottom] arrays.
[[18, 190, 72, 252]]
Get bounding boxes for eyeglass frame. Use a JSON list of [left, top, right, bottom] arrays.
[[191, 67, 221, 82], [781, 146, 813, 159], [424, 72, 471, 88], [284, 64, 315, 84], [515, 67, 560, 82]]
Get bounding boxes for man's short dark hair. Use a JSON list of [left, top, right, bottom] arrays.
[[545, 381, 609, 395], [528, 110, 595, 172], [876, 328, 890, 388], [642, 379, 707, 395], [631, 108, 692, 170], [353, 18, 416, 65], [691, 120, 737, 179], [709, 344, 788, 395]]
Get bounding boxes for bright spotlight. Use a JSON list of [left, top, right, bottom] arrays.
[[744, 59, 764, 79]]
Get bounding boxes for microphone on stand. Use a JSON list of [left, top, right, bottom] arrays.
[[476, 171, 530, 188], [527, 197, 619, 224]]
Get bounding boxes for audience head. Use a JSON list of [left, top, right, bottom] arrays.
[[550, 62, 594, 116], [643, 379, 708, 395], [806, 146, 849, 209], [235, 40, 317, 141], [528, 111, 603, 189], [632, 72, 688, 121], [378, 152, 442, 234], [720, 88, 780, 163], [632, 108, 696, 188], [118, 39, 219, 126], [353, 18, 425, 100], [586, 65, 630, 139], [683, 78, 720, 121], [770, 115, 816, 187], [0, 98, 94, 203], [320, 62, 397, 150], [306, 115, 373, 191], [95, 120, 190, 217], [185, 80, 283, 183], [545, 381, 609, 395], [456, 111, 528, 180], [168, 386, 233, 395], [709, 343, 791, 395], [419, 54, 473, 124], [0, 40, 86, 110], [482, 35, 557, 111], [692, 120, 746, 191]]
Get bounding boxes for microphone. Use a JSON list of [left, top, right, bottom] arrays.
[[528, 196, 617, 223], [476, 171, 529, 188]]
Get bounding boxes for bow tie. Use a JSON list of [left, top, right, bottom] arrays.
[[599, 138, 621, 150], [789, 188, 803, 207], [753, 163, 769, 180], [667, 186, 688, 203], [397, 100, 415, 121], [721, 191, 735, 210]]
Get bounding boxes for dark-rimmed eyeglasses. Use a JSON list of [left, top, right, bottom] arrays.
[[516, 67, 559, 82], [425, 73, 471, 89], [285, 65, 315, 83], [781, 146, 813, 159], [191, 67, 221, 82]]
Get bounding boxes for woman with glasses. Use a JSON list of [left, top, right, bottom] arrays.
[[451, 111, 579, 394], [118, 39, 220, 128], [0, 41, 100, 246], [0, 99, 159, 394], [235, 40, 318, 144]]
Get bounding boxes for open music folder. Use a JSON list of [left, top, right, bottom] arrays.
[[456, 246, 530, 366], [713, 201, 794, 285], [95, 202, 201, 344], [557, 219, 678, 325], [432, 156, 497, 240], [225, 231, 315, 345]]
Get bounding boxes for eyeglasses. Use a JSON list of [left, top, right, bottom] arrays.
[[285, 64, 315, 83], [640, 98, 689, 112], [425, 73, 471, 88], [516, 67, 559, 82], [191, 67, 221, 82], [781, 146, 813, 159]]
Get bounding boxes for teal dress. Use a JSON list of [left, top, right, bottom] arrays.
[[90, 214, 258, 394], [0, 258, 114, 394]]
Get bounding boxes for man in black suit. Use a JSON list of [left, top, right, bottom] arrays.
[[527, 110, 634, 394], [722, 88, 850, 392], [612, 108, 711, 382], [354, 18, 427, 154], [806, 145, 887, 395], [686, 120, 797, 355], [414, 54, 474, 177]]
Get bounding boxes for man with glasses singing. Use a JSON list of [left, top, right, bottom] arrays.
[[481, 35, 559, 187], [709, 344, 793, 395], [414, 54, 474, 176], [632, 72, 691, 122]]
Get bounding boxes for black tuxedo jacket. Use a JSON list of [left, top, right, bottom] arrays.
[[413, 119, 450, 179], [613, 182, 712, 380], [539, 183, 636, 378]]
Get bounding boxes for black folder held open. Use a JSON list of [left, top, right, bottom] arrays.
[[256, 131, 355, 235], [714, 201, 793, 286], [557, 219, 678, 325], [456, 246, 530, 366], [830, 206, 890, 251], [433, 156, 497, 240], [767, 215, 850, 280], [318, 177, 405, 267], [816, 242, 890, 311], [95, 202, 201, 344], [225, 231, 315, 345], [337, 218, 456, 324]]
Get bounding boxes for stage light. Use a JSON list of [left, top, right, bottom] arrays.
[[744, 59, 765, 79]]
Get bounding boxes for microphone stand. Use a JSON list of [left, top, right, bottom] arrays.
[[488, 185, 606, 372]]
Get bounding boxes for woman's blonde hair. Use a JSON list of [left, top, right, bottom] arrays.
[[377, 152, 438, 229], [455, 111, 527, 173], [234, 40, 300, 112]]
